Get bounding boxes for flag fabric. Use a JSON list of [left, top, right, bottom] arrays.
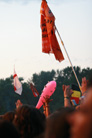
[[30, 83, 39, 97], [40, 0, 64, 62], [13, 70, 22, 95], [70, 84, 81, 105]]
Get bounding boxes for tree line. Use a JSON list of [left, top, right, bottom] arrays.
[[0, 66, 92, 114]]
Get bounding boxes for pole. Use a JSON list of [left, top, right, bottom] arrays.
[[55, 26, 81, 89]]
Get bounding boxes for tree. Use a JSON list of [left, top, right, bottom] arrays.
[[0, 66, 92, 114]]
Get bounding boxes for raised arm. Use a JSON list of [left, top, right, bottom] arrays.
[[62, 85, 73, 107]]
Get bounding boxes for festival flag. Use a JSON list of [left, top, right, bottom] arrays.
[[30, 83, 39, 97], [40, 0, 64, 62], [70, 84, 81, 105], [13, 69, 22, 95]]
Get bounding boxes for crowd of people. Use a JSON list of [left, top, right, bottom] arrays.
[[0, 76, 92, 138]]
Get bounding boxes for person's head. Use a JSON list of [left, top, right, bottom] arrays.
[[0, 120, 20, 138], [3, 111, 15, 123], [0, 115, 3, 120], [45, 107, 75, 138], [13, 105, 46, 138], [69, 90, 92, 138]]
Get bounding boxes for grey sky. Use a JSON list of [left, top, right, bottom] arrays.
[[0, 0, 89, 4], [0, 0, 92, 81]]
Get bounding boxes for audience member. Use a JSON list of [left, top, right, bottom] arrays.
[[69, 77, 92, 138], [3, 111, 15, 123], [0, 120, 20, 138], [0, 76, 91, 138], [13, 105, 46, 138], [45, 107, 75, 138]]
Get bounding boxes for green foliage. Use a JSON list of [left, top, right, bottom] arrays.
[[0, 66, 92, 114]]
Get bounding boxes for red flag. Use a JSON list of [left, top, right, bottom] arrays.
[[13, 69, 22, 95], [30, 83, 39, 97], [40, 0, 64, 62]]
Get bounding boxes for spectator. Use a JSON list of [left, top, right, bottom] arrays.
[[13, 105, 46, 138], [62, 85, 73, 107], [42, 96, 53, 117], [69, 81, 92, 138], [80, 77, 88, 95], [45, 107, 75, 138], [0, 120, 20, 138], [63, 77, 89, 107], [80, 77, 88, 104], [0, 115, 3, 120], [3, 111, 15, 123]]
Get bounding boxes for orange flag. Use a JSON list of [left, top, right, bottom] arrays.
[[40, 0, 64, 62], [30, 83, 39, 97]]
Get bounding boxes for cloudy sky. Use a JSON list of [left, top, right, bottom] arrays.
[[0, 0, 92, 81]]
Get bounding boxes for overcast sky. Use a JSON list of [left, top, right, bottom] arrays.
[[0, 0, 92, 81]]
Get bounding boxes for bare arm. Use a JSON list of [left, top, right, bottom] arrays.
[[62, 85, 72, 107]]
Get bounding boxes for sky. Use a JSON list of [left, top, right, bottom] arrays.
[[0, 0, 92, 81]]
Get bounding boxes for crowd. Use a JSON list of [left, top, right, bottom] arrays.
[[0, 76, 92, 138]]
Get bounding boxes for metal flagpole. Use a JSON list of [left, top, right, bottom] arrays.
[[55, 26, 81, 89]]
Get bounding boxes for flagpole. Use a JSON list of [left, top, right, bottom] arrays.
[[55, 26, 81, 89]]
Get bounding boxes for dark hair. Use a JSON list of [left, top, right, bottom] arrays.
[[87, 76, 92, 89], [13, 105, 46, 138], [0, 120, 20, 138], [45, 107, 75, 138], [3, 111, 15, 123], [0, 115, 3, 120]]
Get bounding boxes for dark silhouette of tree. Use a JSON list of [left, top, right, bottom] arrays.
[[0, 66, 92, 114]]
